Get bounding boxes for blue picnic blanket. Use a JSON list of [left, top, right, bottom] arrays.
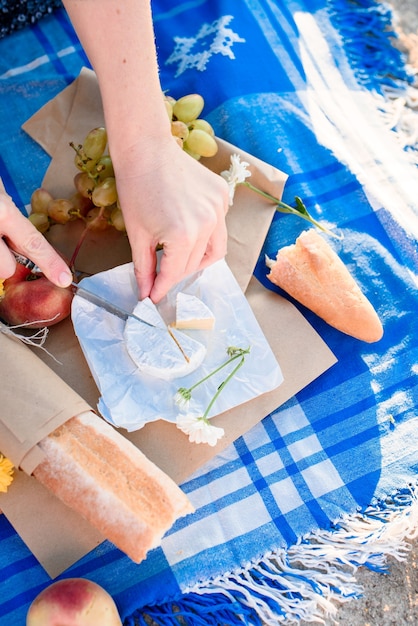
[[1, 1, 418, 624]]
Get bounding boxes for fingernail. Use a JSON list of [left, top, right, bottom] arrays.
[[59, 271, 72, 288]]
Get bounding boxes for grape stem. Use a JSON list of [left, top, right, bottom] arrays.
[[69, 206, 106, 272], [69, 142, 99, 182]]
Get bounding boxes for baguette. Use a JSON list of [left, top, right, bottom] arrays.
[[33, 411, 194, 563], [266, 229, 383, 343]]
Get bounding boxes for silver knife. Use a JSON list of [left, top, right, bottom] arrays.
[[7, 248, 156, 328], [9, 249, 42, 274], [72, 282, 157, 327], [73, 283, 189, 360], [10, 248, 189, 359]]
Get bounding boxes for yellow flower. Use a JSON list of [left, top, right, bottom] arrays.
[[0, 279, 4, 298], [0, 454, 14, 492]]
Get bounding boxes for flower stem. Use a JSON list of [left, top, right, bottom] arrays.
[[175, 347, 250, 416], [187, 347, 250, 394], [242, 181, 339, 238], [202, 354, 247, 418]]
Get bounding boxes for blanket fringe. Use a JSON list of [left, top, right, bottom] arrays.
[[124, 4, 418, 625], [125, 487, 418, 625], [328, 0, 418, 161], [327, 0, 414, 91]]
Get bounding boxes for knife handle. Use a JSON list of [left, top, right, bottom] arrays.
[[9, 249, 42, 274]]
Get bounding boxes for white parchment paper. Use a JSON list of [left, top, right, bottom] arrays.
[[72, 259, 283, 431]]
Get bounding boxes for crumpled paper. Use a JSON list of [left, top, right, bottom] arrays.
[[72, 260, 283, 431]]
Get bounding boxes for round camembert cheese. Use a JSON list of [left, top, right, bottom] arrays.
[[124, 297, 207, 380]]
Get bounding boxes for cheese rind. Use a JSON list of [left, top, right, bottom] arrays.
[[173, 292, 215, 330], [124, 298, 206, 380]]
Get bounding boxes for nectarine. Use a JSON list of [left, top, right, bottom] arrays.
[[0, 264, 73, 328], [26, 578, 122, 626]]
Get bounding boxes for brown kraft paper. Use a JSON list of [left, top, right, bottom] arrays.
[[0, 330, 91, 474], [0, 68, 337, 577]]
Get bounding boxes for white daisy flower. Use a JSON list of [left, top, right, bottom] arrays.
[[220, 153, 251, 205], [176, 414, 225, 447]]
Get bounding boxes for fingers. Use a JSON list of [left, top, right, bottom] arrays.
[[0, 241, 17, 279], [133, 242, 158, 300], [148, 241, 193, 303], [115, 145, 230, 303], [0, 193, 72, 287], [23, 234, 73, 287], [148, 218, 228, 303], [132, 231, 209, 303], [195, 212, 228, 272]]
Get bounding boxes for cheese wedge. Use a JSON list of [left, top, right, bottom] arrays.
[[124, 297, 206, 380], [173, 292, 215, 330]]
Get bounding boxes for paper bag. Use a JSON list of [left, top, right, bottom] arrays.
[[0, 331, 91, 474]]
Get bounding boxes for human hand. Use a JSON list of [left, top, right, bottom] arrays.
[[113, 139, 229, 302], [0, 190, 73, 287]]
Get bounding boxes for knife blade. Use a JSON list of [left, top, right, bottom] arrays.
[[72, 283, 157, 328], [73, 283, 190, 360], [8, 247, 158, 329]]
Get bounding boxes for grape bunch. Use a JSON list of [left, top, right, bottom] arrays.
[[29, 125, 122, 234], [164, 93, 218, 159], [29, 92, 217, 236]]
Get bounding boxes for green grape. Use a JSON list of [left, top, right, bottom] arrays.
[[188, 118, 215, 137], [30, 188, 53, 215], [73, 149, 85, 172], [110, 206, 126, 232], [73, 148, 98, 173], [171, 120, 189, 142], [164, 99, 174, 121], [74, 172, 94, 198], [183, 147, 201, 160], [173, 94, 204, 123], [184, 128, 218, 158], [70, 192, 94, 218], [82, 127, 108, 162], [91, 177, 118, 207], [47, 198, 75, 224], [95, 155, 115, 181], [165, 95, 176, 106], [86, 206, 111, 231], [28, 212, 50, 233]]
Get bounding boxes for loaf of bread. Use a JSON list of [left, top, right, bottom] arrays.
[[33, 411, 194, 563], [266, 229, 383, 343]]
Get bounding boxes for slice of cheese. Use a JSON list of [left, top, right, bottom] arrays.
[[128, 296, 167, 329], [173, 292, 215, 330], [124, 298, 206, 380]]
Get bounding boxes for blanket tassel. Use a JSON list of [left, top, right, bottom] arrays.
[[125, 486, 418, 625], [328, 0, 418, 159]]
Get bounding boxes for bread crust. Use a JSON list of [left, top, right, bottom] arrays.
[[267, 230, 383, 343], [33, 411, 194, 563]]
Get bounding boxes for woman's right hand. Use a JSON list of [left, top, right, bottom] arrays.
[[112, 137, 230, 302]]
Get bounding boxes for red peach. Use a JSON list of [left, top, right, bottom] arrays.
[[0, 264, 73, 328], [26, 578, 122, 626]]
